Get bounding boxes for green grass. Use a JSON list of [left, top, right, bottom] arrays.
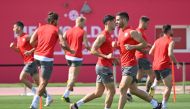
[[0, 94, 189, 109]]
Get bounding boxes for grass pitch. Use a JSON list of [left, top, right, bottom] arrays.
[[0, 94, 189, 109]]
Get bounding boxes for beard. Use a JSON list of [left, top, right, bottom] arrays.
[[170, 33, 173, 36], [117, 23, 124, 28], [112, 26, 115, 30]]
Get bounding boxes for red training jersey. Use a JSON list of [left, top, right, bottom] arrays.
[[35, 24, 59, 58], [135, 28, 148, 59], [65, 26, 85, 58], [118, 26, 138, 67], [152, 35, 173, 70], [17, 33, 34, 63], [97, 30, 113, 67]]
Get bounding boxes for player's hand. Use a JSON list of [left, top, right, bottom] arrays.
[[70, 49, 75, 54], [24, 51, 32, 56], [147, 43, 152, 48], [106, 53, 114, 59], [112, 41, 118, 48], [124, 44, 134, 50], [10, 42, 15, 48]]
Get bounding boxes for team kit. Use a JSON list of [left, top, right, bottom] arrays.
[[10, 11, 180, 109]]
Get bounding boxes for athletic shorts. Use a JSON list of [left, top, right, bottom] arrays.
[[36, 60, 53, 80], [122, 66, 138, 83], [96, 65, 114, 84], [22, 61, 38, 76], [137, 58, 151, 70], [154, 68, 171, 81], [67, 60, 82, 67]]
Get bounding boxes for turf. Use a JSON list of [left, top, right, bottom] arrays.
[[0, 94, 189, 109]]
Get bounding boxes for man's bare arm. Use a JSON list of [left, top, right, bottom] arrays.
[[125, 30, 147, 50], [30, 29, 38, 47], [59, 31, 75, 54], [91, 34, 113, 59], [10, 42, 19, 52], [83, 32, 91, 51]]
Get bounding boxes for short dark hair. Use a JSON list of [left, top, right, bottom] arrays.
[[116, 12, 129, 21], [140, 16, 150, 22], [76, 16, 86, 23], [162, 24, 171, 34], [103, 15, 115, 24], [47, 11, 59, 24], [15, 21, 24, 29]]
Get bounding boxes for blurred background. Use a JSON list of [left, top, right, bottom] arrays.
[[0, 0, 190, 84]]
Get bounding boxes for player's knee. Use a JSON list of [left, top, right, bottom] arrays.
[[19, 76, 25, 82], [130, 89, 136, 95], [112, 89, 116, 95], [108, 89, 116, 96], [129, 87, 138, 95], [34, 80, 39, 86], [94, 92, 103, 98], [166, 85, 172, 90], [119, 87, 127, 95]]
